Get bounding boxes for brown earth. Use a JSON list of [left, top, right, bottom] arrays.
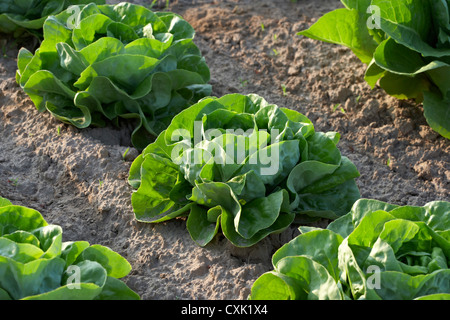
[[0, 0, 448, 300]]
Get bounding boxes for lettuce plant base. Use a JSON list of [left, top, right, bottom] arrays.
[[0, 0, 449, 300]]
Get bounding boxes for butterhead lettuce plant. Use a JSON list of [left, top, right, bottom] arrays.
[[298, 0, 450, 139], [16, 2, 211, 149], [249, 199, 450, 300], [0, 0, 105, 35], [0, 197, 139, 300], [128, 93, 360, 247]]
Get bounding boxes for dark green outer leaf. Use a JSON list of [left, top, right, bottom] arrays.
[[423, 91, 450, 140], [371, 0, 450, 58], [373, 38, 450, 76], [236, 190, 289, 239], [186, 204, 220, 247]]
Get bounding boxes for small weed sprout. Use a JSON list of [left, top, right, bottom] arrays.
[[239, 78, 248, 87], [8, 178, 18, 187], [122, 147, 130, 161], [281, 84, 287, 96]]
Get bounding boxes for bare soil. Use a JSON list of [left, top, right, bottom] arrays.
[[0, 0, 448, 300]]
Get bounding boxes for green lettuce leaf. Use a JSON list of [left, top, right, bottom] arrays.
[[0, 197, 139, 300], [129, 93, 360, 247], [250, 200, 450, 300], [16, 2, 211, 150], [298, 0, 450, 139]]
